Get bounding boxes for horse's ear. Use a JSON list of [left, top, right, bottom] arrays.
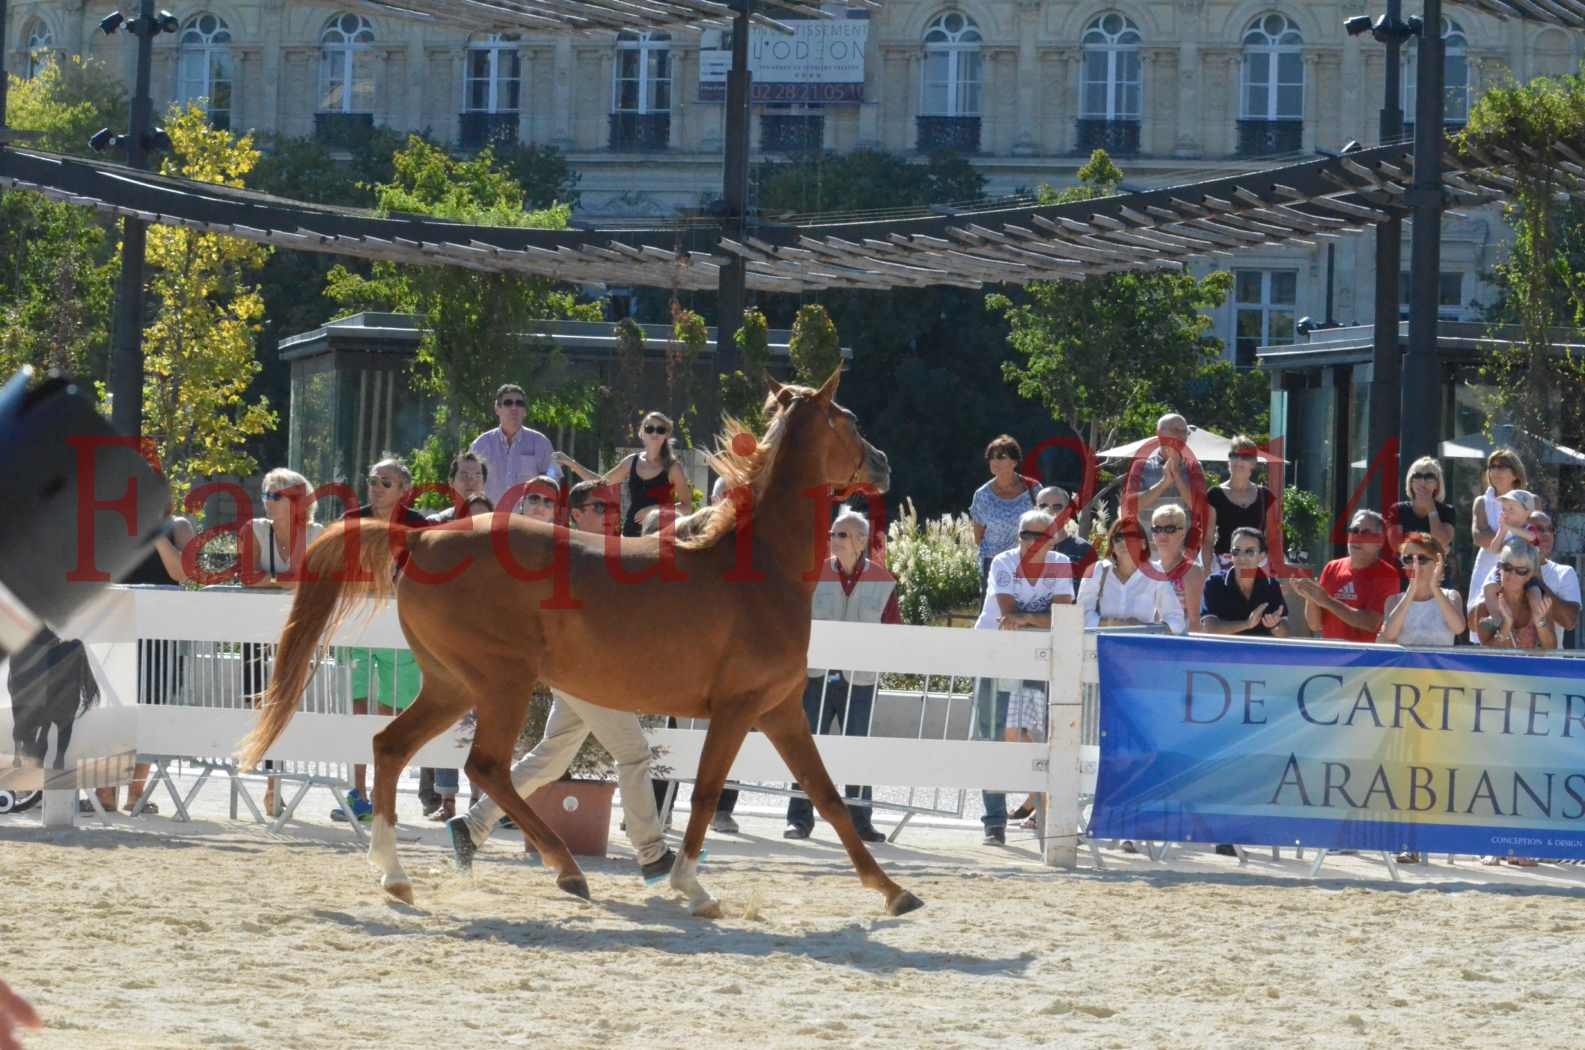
[[768, 379, 797, 409], [815, 368, 841, 403], [767, 378, 785, 397]]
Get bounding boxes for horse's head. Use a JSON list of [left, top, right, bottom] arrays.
[[770, 370, 890, 496]]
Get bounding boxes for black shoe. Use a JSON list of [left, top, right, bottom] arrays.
[[856, 827, 887, 844], [639, 848, 676, 885], [711, 813, 741, 834], [448, 816, 479, 872], [1215, 844, 1238, 857], [497, 816, 516, 830], [783, 824, 812, 840], [983, 827, 1006, 846]]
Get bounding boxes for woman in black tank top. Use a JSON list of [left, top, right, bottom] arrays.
[[554, 411, 694, 537]]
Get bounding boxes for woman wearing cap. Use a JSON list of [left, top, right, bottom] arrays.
[[1468, 449, 1528, 609]]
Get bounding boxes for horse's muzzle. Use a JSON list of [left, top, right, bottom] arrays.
[[864, 443, 891, 493]]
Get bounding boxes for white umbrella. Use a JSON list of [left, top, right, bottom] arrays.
[[1349, 424, 1585, 468], [1098, 425, 1238, 463]]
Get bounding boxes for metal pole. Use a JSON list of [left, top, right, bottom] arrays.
[[1367, 0, 1406, 506], [715, 0, 752, 375], [107, 0, 157, 438], [1402, 0, 1444, 465], [0, 0, 10, 131], [1324, 242, 1336, 325]]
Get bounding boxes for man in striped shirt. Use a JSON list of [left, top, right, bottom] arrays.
[[470, 383, 560, 513]]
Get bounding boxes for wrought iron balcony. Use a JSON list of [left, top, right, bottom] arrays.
[[760, 113, 824, 154], [1074, 118, 1140, 157], [1236, 119, 1303, 158], [608, 112, 670, 152], [314, 111, 374, 149], [915, 115, 980, 155], [459, 112, 519, 151]]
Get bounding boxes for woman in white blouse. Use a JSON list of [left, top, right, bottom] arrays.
[[1078, 517, 1187, 634]]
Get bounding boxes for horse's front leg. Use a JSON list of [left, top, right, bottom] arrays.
[[670, 698, 761, 917]]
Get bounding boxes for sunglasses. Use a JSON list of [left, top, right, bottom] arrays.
[[1150, 525, 1181, 535], [1231, 547, 1262, 558], [643, 424, 669, 435], [367, 476, 396, 489], [1018, 529, 1049, 542], [1229, 452, 1257, 462], [1036, 502, 1064, 512], [829, 529, 853, 540], [1345, 525, 1379, 536], [1402, 553, 1437, 565], [1490, 462, 1516, 470], [989, 452, 1017, 461], [263, 489, 297, 502], [1410, 472, 1438, 482], [1500, 563, 1532, 576], [524, 493, 557, 507], [499, 398, 526, 408]]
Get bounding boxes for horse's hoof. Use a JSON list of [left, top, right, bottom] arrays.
[[690, 898, 723, 919], [383, 880, 415, 905], [556, 873, 591, 901], [886, 890, 925, 917]]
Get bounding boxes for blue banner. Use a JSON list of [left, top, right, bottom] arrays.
[[1090, 634, 1585, 859]]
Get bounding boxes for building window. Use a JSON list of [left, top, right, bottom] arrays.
[[1398, 271, 1467, 320], [613, 32, 670, 114], [1241, 13, 1303, 120], [1080, 14, 1141, 121], [1234, 269, 1298, 366], [1404, 18, 1468, 127], [23, 19, 52, 79], [922, 12, 981, 117], [319, 13, 375, 115], [465, 34, 521, 114], [177, 14, 233, 130]]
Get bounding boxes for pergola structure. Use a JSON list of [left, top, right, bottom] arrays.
[[349, 0, 856, 33], [1, 136, 1579, 292]]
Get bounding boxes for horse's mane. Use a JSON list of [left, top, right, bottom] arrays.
[[674, 386, 806, 551]]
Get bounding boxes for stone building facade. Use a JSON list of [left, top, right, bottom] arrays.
[[7, 1, 1579, 358]]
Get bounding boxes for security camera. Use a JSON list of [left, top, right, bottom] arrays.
[[98, 11, 124, 34], [156, 10, 179, 33], [88, 127, 120, 152], [1343, 15, 1373, 36]]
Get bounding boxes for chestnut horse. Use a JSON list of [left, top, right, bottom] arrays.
[[238, 373, 923, 917]]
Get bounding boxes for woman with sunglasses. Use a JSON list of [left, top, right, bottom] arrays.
[[1077, 517, 1186, 634], [1472, 536, 1555, 653], [1468, 448, 1528, 608], [1199, 527, 1288, 637], [1204, 436, 1275, 573], [971, 434, 1039, 587], [1379, 533, 1465, 647], [1389, 457, 1455, 560], [556, 411, 693, 537], [238, 468, 323, 816], [1148, 504, 1206, 633]]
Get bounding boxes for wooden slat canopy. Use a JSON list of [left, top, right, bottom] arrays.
[[350, 0, 878, 34]]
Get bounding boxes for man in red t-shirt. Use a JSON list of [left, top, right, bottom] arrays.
[[1293, 509, 1402, 642]]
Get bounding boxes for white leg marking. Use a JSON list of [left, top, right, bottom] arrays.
[[370, 815, 410, 896], [668, 852, 720, 917]]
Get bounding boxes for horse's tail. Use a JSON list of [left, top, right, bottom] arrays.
[[236, 519, 402, 771]]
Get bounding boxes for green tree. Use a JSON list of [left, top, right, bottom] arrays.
[[788, 303, 842, 384], [754, 149, 984, 217], [0, 57, 125, 385], [1464, 73, 1585, 484], [667, 304, 709, 444], [719, 306, 771, 429], [141, 105, 277, 498], [323, 136, 598, 449], [990, 151, 1256, 454]]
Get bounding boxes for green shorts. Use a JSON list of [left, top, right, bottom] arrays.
[[344, 647, 421, 710]]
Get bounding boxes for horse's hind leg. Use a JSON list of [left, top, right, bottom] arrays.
[[757, 690, 924, 917], [463, 687, 589, 901], [671, 700, 758, 917], [368, 683, 471, 904]]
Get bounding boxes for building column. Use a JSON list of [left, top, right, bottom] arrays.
[[552, 37, 573, 149], [1048, 47, 1078, 155], [234, 47, 262, 132], [1340, 30, 1364, 145], [858, 35, 884, 147], [1012, 3, 1040, 156], [405, 36, 424, 137], [669, 46, 689, 150], [1301, 52, 1320, 152], [905, 48, 921, 151], [986, 47, 1016, 155], [1175, 40, 1200, 156]]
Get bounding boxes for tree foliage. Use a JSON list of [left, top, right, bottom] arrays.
[[1463, 72, 1585, 482], [0, 59, 124, 384], [755, 149, 985, 216], [990, 151, 1259, 454], [719, 306, 771, 430], [323, 136, 598, 449], [141, 105, 276, 497], [788, 303, 842, 384], [667, 303, 709, 444]]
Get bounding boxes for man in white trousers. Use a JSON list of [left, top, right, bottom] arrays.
[[448, 478, 676, 883]]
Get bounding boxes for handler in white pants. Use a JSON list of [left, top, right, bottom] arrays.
[[448, 479, 674, 882], [449, 688, 670, 875]]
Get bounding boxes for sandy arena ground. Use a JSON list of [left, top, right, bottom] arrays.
[[3, 775, 1585, 1050]]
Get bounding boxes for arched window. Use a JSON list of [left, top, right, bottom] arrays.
[[613, 32, 670, 114], [922, 12, 982, 117], [1405, 18, 1469, 127], [319, 13, 375, 114], [177, 14, 233, 130], [465, 33, 521, 113], [23, 18, 52, 79], [1080, 13, 1141, 120], [1240, 12, 1303, 120]]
